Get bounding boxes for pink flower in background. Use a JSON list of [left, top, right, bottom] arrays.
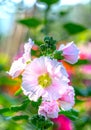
[[38, 101, 60, 119], [52, 115, 73, 130], [59, 42, 79, 64], [22, 56, 69, 101], [80, 65, 91, 75], [58, 86, 75, 110], [79, 42, 91, 60], [8, 38, 34, 78]]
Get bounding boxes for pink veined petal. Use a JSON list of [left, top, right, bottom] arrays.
[[7, 57, 26, 78], [22, 56, 69, 102], [59, 42, 80, 64], [58, 86, 75, 110], [43, 79, 68, 101], [38, 101, 60, 119], [8, 38, 34, 78], [23, 38, 34, 62], [64, 54, 79, 64]]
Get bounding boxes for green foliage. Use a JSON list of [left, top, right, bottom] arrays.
[[31, 97, 42, 109], [59, 10, 70, 16], [74, 115, 91, 130], [59, 109, 79, 120], [75, 87, 91, 97], [40, 36, 57, 56], [0, 108, 10, 113], [31, 114, 53, 129], [4, 115, 29, 121], [75, 59, 90, 65], [18, 18, 41, 28], [12, 115, 29, 121], [63, 22, 87, 35], [0, 74, 19, 86], [53, 50, 64, 60], [0, 93, 18, 106], [38, 0, 59, 6], [0, 98, 30, 114]]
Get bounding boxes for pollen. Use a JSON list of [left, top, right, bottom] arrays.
[[38, 73, 52, 88]]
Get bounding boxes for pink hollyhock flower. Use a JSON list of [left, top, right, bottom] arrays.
[[22, 56, 69, 101], [7, 38, 34, 78], [59, 42, 79, 64], [58, 86, 75, 110], [38, 101, 60, 119], [52, 115, 73, 130]]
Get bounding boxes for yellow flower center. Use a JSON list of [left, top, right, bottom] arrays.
[[38, 73, 52, 88]]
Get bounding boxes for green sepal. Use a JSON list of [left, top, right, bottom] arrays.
[[53, 50, 64, 60]]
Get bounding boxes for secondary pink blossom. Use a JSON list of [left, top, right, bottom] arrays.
[[23, 38, 34, 62], [59, 42, 79, 64], [22, 56, 69, 101], [52, 115, 73, 130], [38, 101, 60, 119], [7, 58, 26, 78], [8, 38, 34, 78], [58, 86, 75, 110]]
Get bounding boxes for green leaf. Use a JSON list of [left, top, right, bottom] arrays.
[[75, 98, 84, 104], [75, 87, 87, 97], [31, 114, 53, 129], [59, 10, 70, 16], [0, 75, 19, 86], [10, 99, 30, 112], [0, 99, 30, 114], [63, 22, 87, 35], [59, 109, 79, 120], [0, 108, 10, 114], [18, 18, 41, 28], [31, 97, 42, 108], [10, 105, 25, 112], [5, 115, 29, 121], [75, 59, 90, 65], [38, 0, 59, 6], [0, 93, 18, 106], [75, 115, 91, 127], [75, 87, 91, 97], [12, 115, 29, 121], [44, 119, 53, 129]]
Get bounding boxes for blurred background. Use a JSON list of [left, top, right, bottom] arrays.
[[0, 0, 91, 130]]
